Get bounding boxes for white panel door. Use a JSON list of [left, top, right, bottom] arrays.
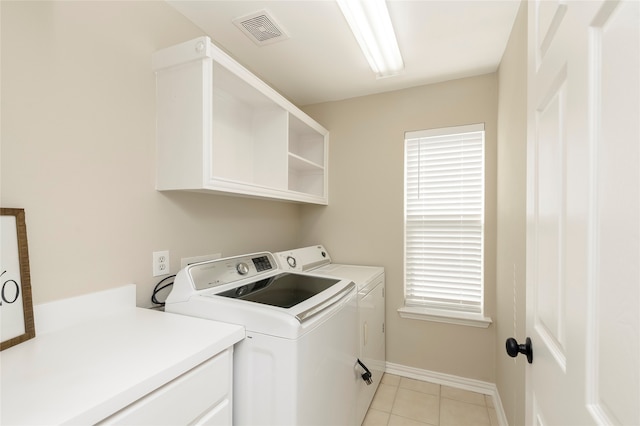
[[526, 0, 639, 424]]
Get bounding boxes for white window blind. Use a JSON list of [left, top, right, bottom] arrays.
[[404, 124, 485, 315]]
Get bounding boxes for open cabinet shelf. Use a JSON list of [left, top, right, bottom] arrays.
[[153, 36, 328, 205]]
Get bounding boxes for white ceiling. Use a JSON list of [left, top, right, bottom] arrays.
[[167, 0, 521, 106]]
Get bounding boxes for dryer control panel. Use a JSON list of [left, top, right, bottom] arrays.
[[275, 245, 331, 272]]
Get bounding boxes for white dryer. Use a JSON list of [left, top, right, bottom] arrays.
[[275, 245, 385, 424]]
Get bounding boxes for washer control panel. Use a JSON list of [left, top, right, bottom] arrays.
[[188, 252, 275, 291], [236, 262, 250, 275]]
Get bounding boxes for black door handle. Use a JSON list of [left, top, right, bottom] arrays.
[[506, 337, 533, 364]]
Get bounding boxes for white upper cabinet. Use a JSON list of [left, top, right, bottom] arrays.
[[152, 37, 328, 205]]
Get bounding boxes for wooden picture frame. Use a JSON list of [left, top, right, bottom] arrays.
[[1, 208, 35, 351]]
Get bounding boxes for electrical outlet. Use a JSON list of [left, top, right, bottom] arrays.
[[152, 250, 170, 277]]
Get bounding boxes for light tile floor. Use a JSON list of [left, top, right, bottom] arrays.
[[362, 374, 500, 426]]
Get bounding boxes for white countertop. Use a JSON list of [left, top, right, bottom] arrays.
[[0, 285, 245, 425]]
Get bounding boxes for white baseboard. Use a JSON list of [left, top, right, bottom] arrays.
[[385, 362, 509, 426]]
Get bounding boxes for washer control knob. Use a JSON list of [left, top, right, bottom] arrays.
[[286, 256, 297, 268], [236, 262, 250, 275]]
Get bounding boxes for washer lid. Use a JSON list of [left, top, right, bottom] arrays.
[[216, 273, 340, 309], [196, 277, 356, 338]]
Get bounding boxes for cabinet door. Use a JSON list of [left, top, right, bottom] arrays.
[[194, 399, 231, 426], [99, 350, 232, 426]]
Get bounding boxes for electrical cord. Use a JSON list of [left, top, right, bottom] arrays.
[[151, 274, 176, 306], [357, 358, 373, 385]]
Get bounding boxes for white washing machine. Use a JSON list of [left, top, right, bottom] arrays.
[[165, 251, 359, 426], [275, 245, 385, 424]]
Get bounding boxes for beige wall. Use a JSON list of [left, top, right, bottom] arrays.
[[0, 1, 302, 308], [496, 1, 527, 424], [2, 0, 528, 401], [301, 74, 498, 382]]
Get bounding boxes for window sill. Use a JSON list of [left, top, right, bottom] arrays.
[[397, 306, 493, 328]]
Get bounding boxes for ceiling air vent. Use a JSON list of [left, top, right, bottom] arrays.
[[233, 10, 289, 46]]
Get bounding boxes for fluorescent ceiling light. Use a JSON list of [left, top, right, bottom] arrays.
[[336, 0, 404, 78]]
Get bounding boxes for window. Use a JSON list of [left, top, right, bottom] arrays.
[[399, 123, 491, 327]]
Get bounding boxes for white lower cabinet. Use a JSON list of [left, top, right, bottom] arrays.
[[99, 348, 233, 426], [0, 288, 245, 426], [193, 399, 230, 426], [152, 36, 329, 205]]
